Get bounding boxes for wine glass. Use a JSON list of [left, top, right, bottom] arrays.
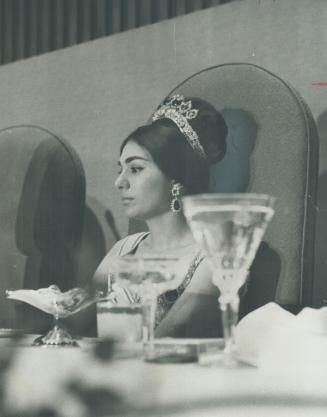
[[182, 193, 275, 366], [111, 255, 182, 359], [6, 286, 103, 347]]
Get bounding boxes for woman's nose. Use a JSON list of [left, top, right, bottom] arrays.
[[114, 172, 129, 190]]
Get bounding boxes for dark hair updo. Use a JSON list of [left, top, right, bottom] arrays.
[[120, 96, 227, 195]]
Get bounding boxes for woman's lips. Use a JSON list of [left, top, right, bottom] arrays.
[[122, 197, 134, 205]]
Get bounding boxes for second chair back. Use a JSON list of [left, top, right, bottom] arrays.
[[166, 63, 318, 310]]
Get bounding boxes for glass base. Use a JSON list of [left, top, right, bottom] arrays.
[[143, 341, 157, 361], [222, 347, 239, 368], [199, 354, 241, 368], [33, 324, 78, 347], [197, 342, 239, 368]]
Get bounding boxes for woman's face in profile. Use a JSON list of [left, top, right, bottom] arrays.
[[115, 141, 171, 221]]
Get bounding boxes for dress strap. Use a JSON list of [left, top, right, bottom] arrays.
[[118, 232, 149, 256], [178, 251, 206, 291], [107, 232, 149, 290], [155, 250, 205, 326]]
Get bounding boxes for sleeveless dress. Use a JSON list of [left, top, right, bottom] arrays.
[[108, 232, 205, 327]]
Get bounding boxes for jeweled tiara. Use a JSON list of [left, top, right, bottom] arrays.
[[151, 94, 206, 159]]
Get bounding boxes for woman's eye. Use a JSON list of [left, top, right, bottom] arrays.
[[129, 166, 143, 174]]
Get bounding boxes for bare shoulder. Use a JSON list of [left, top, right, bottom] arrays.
[[184, 256, 218, 296], [92, 240, 122, 289], [92, 233, 148, 289]]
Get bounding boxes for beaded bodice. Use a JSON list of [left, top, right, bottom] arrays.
[[155, 251, 205, 326]]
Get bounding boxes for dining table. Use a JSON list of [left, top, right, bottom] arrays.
[[1, 334, 327, 417]]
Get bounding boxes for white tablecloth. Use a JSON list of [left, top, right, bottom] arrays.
[[1, 336, 327, 417]]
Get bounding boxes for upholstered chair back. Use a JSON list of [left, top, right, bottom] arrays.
[[161, 63, 318, 310], [0, 125, 85, 330]]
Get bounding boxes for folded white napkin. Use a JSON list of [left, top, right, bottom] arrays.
[[235, 302, 327, 372]]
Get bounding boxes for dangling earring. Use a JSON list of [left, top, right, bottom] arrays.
[[171, 181, 182, 213]]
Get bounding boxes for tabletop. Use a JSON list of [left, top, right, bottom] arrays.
[[1, 335, 327, 417]]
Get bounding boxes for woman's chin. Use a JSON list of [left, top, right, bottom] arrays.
[[123, 209, 134, 218], [124, 207, 141, 219]]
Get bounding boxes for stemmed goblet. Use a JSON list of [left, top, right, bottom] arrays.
[[182, 193, 275, 366], [111, 255, 182, 359]]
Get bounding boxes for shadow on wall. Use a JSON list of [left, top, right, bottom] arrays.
[[314, 110, 327, 307]]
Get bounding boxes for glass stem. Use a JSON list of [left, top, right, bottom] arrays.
[[142, 298, 157, 343], [219, 296, 239, 367], [53, 300, 60, 328]]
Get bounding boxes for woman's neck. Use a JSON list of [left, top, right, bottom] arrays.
[[143, 212, 195, 251]]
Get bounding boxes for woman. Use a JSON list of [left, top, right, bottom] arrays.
[[94, 94, 279, 338]]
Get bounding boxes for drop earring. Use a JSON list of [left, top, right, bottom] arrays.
[[171, 181, 182, 213]]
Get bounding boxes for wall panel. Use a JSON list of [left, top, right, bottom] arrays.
[[0, 0, 230, 65]]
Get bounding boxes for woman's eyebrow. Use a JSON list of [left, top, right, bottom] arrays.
[[124, 156, 149, 163]]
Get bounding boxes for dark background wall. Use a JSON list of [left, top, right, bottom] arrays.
[[0, 0, 234, 65]]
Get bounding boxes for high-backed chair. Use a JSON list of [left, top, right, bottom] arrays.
[[0, 125, 86, 331], [153, 63, 318, 311]]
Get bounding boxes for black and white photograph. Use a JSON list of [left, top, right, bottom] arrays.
[[0, 0, 326, 416]]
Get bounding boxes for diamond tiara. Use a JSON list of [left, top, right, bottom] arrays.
[[151, 94, 206, 159]]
